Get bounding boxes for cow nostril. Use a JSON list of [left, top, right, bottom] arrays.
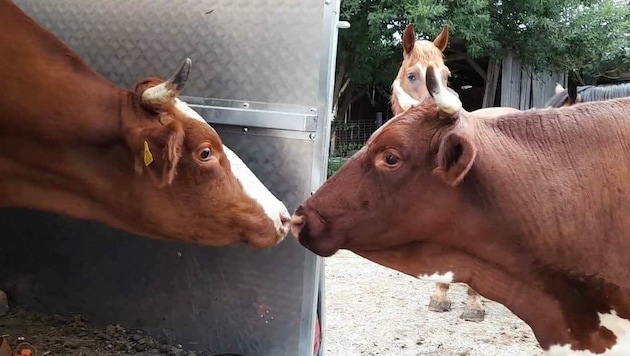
[[289, 214, 306, 239], [280, 213, 291, 228]]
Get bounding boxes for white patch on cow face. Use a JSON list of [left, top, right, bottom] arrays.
[[174, 98, 206, 124], [392, 79, 421, 112], [418, 271, 454, 284], [546, 310, 630, 355], [173, 99, 291, 240]]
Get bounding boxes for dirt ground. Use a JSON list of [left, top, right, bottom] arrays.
[[0, 308, 207, 356], [323, 250, 545, 356], [1, 250, 544, 356]]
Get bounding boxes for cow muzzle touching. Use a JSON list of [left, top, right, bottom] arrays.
[[290, 204, 343, 257]]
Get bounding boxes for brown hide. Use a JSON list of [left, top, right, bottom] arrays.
[[0, 0, 289, 248], [292, 92, 630, 353]]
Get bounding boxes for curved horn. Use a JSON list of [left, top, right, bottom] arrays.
[[142, 58, 192, 110], [426, 63, 461, 117], [567, 77, 578, 105]]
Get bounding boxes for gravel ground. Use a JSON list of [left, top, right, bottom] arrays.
[[0, 308, 203, 356], [323, 250, 544, 356]]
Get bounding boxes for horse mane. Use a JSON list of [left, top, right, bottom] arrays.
[[546, 82, 630, 108], [580, 82, 630, 102]]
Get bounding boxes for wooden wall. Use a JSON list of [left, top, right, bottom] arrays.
[[483, 50, 567, 109]]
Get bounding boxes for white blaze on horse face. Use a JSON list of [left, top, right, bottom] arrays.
[[546, 310, 630, 355], [392, 79, 420, 112], [174, 99, 291, 239], [418, 271, 454, 284]]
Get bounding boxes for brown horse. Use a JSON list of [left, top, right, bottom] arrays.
[[546, 82, 630, 108], [389, 24, 511, 323], [390, 24, 450, 115]]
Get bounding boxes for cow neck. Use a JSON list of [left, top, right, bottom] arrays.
[[0, 88, 143, 235]]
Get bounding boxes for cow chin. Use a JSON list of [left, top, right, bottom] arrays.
[[296, 225, 344, 257], [241, 215, 286, 249], [246, 229, 287, 249]]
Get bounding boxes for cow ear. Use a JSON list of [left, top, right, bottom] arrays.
[[433, 131, 476, 187], [131, 119, 185, 187]]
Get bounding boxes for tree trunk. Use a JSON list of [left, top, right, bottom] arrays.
[[333, 61, 350, 120]]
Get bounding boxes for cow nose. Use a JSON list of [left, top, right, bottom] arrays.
[[290, 214, 306, 239], [280, 213, 291, 230]]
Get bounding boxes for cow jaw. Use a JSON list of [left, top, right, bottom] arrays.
[[174, 99, 291, 244]]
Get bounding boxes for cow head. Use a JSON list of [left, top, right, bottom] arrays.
[[291, 63, 472, 257], [122, 59, 290, 248]]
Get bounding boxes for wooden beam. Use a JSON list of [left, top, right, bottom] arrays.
[[482, 58, 500, 108], [445, 52, 469, 61], [464, 56, 487, 81]]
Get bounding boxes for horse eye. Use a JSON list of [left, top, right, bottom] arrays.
[[385, 154, 399, 165], [407, 74, 416, 81], [199, 148, 212, 161]]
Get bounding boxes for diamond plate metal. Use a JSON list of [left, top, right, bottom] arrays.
[[0, 133, 316, 355], [2, 0, 340, 355], [13, 0, 323, 107]]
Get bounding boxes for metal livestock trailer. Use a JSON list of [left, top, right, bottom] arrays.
[[0, 0, 344, 355]]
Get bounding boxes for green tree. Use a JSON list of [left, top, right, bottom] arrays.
[[333, 0, 630, 120]]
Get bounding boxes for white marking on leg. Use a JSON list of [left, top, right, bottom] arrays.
[[418, 271, 454, 284], [392, 79, 420, 112], [546, 310, 630, 355], [174, 99, 291, 238]]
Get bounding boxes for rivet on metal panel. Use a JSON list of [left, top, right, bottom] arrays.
[[242, 127, 249, 133], [309, 133, 316, 140], [242, 102, 250, 108], [310, 107, 317, 113]]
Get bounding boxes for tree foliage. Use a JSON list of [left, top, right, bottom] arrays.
[[333, 0, 630, 119]]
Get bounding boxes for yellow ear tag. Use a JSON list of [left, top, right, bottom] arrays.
[[143, 141, 154, 167]]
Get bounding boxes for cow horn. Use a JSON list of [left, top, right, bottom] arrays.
[[426, 63, 461, 117], [141, 58, 192, 110]]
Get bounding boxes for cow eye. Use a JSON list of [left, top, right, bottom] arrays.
[[199, 148, 212, 161], [384, 154, 399, 166]]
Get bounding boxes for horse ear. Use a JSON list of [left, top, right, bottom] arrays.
[[433, 25, 449, 52], [402, 24, 416, 56], [433, 130, 476, 187]]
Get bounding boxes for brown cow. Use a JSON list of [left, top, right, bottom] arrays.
[[291, 63, 630, 354], [0, 0, 290, 314]]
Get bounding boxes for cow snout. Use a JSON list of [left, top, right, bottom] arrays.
[[290, 214, 306, 239], [278, 212, 291, 238]]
